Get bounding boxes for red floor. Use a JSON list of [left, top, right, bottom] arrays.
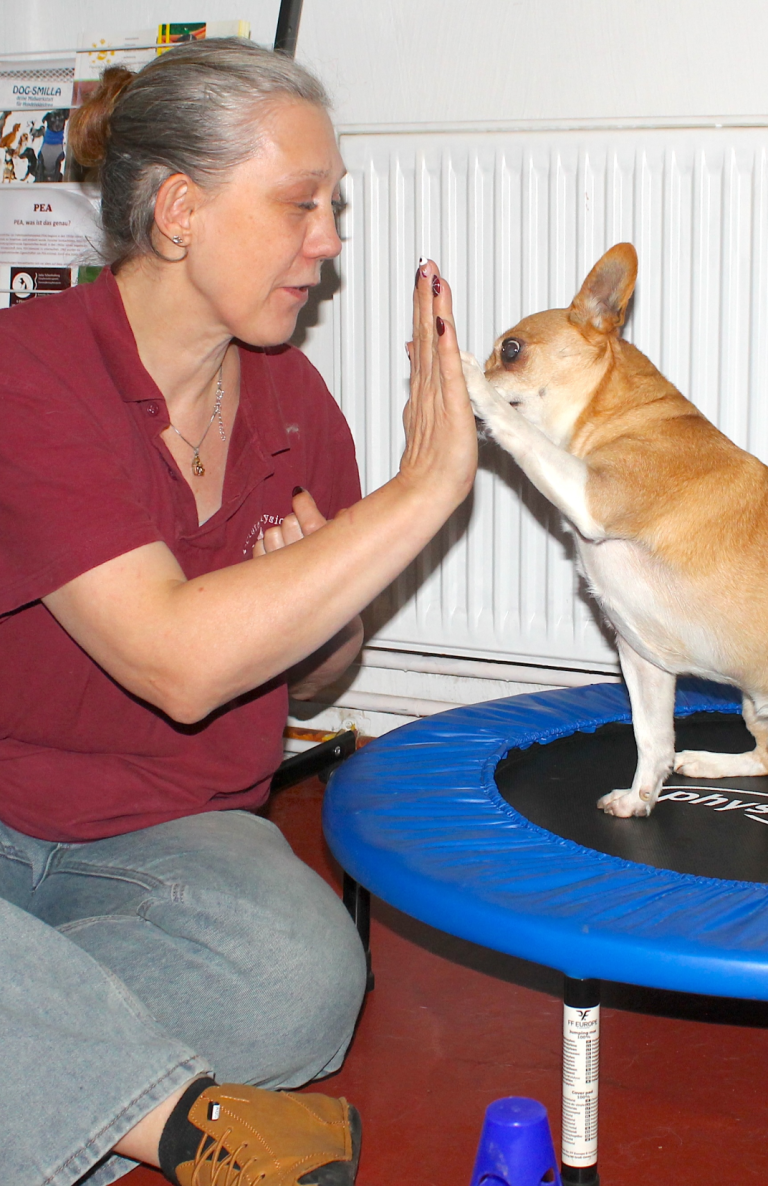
[[125, 775, 768, 1186]]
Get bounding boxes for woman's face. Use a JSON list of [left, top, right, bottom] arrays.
[[186, 98, 345, 347]]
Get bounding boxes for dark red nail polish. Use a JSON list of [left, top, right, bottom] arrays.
[[432, 275, 441, 297], [436, 316, 445, 336], [292, 485, 305, 497]]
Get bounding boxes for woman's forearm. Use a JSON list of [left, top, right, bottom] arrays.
[[44, 470, 469, 723], [288, 616, 364, 701]]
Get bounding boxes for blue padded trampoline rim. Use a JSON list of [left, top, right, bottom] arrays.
[[323, 679, 768, 999]]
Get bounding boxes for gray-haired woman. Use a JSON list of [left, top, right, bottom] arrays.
[[0, 38, 476, 1186]]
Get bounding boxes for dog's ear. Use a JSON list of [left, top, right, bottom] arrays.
[[569, 243, 638, 337]]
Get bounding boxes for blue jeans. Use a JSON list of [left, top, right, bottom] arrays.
[[0, 810, 367, 1186]]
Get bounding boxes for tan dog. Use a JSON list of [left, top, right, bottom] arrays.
[[462, 242, 768, 817]]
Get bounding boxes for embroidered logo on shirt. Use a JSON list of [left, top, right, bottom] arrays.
[[243, 513, 283, 556]]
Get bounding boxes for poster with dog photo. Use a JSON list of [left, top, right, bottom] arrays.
[[0, 109, 71, 184], [0, 58, 73, 184]]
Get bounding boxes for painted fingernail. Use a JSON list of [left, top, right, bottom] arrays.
[[405, 343, 411, 359], [436, 316, 445, 336], [292, 485, 305, 497], [432, 275, 441, 296]]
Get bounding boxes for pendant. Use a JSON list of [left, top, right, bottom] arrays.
[[192, 451, 205, 477]]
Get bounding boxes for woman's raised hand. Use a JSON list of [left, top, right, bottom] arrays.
[[401, 260, 478, 509]]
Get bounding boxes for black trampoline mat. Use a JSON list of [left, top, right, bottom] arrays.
[[495, 712, 768, 883]]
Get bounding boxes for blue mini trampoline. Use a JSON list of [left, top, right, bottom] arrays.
[[323, 679, 768, 1185]]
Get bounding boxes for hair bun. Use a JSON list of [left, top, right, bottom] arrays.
[[68, 65, 135, 168]]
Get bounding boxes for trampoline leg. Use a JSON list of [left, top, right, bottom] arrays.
[[342, 872, 375, 992], [561, 977, 601, 1186]]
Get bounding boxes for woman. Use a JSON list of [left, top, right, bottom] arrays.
[[0, 39, 477, 1186]]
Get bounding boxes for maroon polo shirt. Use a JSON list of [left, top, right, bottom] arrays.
[[0, 270, 360, 842]]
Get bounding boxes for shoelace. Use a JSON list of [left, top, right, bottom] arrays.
[[190, 1128, 266, 1186]]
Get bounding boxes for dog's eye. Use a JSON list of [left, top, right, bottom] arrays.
[[500, 337, 522, 364]]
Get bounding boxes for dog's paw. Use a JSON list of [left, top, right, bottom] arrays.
[[459, 350, 484, 382], [597, 788, 652, 817], [460, 352, 497, 416], [674, 748, 768, 778]]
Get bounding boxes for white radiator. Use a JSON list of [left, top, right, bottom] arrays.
[[334, 123, 768, 674]]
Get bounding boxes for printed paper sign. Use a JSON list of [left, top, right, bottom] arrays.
[[0, 262, 102, 309], [0, 58, 74, 111], [0, 184, 101, 265]]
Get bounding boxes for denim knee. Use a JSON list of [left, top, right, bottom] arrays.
[[52, 812, 367, 1087]]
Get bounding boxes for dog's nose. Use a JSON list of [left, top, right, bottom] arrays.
[[500, 337, 522, 364]]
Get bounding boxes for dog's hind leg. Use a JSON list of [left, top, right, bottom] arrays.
[[597, 639, 676, 817], [675, 691, 768, 777]]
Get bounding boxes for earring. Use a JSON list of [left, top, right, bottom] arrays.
[[172, 235, 185, 245]]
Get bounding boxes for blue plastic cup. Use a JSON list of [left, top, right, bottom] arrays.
[[469, 1097, 561, 1186]]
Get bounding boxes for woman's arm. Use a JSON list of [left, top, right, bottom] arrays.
[[287, 615, 364, 701], [255, 491, 363, 701], [42, 263, 476, 723]]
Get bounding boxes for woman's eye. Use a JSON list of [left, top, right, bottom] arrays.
[[501, 337, 522, 364], [297, 200, 318, 211]]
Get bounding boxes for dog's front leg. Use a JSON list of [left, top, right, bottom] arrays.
[[597, 638, 676, 817], [461, 353, 605, 542]]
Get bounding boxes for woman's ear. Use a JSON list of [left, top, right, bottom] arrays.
[[152, 172, 196, 248], [569, 242, 638, 335]]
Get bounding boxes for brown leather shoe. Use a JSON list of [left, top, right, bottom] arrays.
[[174, 1083, 360, 1186]]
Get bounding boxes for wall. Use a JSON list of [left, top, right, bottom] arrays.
[[7, 1, 768, 124], [298, 0, 768, 128]]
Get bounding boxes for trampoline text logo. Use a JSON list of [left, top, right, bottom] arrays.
[[658, 787, 768, 825]]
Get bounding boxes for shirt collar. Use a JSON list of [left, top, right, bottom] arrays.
[[85, 269, 164, 404]]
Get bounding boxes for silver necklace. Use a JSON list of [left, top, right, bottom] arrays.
[[169, 365, 227, 478]]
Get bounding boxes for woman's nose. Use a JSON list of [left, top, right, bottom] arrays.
[[306, 207, 342, 260]]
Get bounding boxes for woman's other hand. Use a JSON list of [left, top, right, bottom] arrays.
[[252, 488, 326, 557], [401, 261, 477, 508], [253, 488, 364, 697]]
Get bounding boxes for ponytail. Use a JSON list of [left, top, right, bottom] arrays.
[[68, 66, 135, 168]]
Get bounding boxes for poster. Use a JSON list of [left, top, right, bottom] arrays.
[[73, 29, 156, 107], [157, 21, 251, 48], [0, 183, 101, 267], [0, 58, 74, 111], [0, 59, 73, 184], [0, 263, 102, 309], [0, 109, 70, 184]]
